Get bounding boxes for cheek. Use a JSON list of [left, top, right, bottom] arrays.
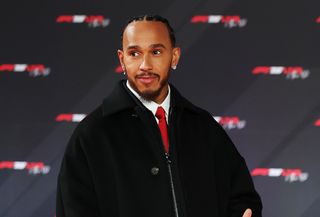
[[124, 59, 140, 71], [154, 57, 171, 69]]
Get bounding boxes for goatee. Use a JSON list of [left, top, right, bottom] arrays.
[[128, 75, 168, 102]]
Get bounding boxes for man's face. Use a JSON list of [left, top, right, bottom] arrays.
[[118, 21, 180, 103]]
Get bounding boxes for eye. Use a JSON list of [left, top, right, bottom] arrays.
[[152, 50, 161, 55], [129, 51, 139, 57]]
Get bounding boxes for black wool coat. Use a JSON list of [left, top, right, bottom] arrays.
[[56, 80, 262, 217]]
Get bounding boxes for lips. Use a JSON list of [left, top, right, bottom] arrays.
[[136, 73, 159, 85]]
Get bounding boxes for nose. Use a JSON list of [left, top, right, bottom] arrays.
[[139, 55, 152, 71]]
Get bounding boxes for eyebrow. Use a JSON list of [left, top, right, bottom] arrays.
[[150, 43, 166, 49], [126, 43, 167, 50]]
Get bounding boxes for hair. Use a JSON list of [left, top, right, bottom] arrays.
[[120, 14, 176, 49]]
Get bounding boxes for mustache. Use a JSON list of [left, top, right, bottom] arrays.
[[136, 72, 160, 78]]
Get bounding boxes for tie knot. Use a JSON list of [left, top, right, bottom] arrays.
[[155, 106, 166, 120]]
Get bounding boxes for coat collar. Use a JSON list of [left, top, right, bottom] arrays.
[[102, 79, 200, 117]]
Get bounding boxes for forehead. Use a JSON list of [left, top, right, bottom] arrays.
[[122, 21, 171, 48]]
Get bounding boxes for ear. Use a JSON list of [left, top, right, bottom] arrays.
[[117, 49, 125, 71], [171, 47, 181, 68]]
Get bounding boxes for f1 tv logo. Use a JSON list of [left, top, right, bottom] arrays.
[[56, 113, 86, 122], [213, 116, 246, 130], [251, 168, 308, 183], [0, 64, 50, 77], [0, 161, 50, 175], [191, 15, 247, 28], [115, 65, 123, 73], [252, 66, 310, 80], [56, 15, 110, 28]]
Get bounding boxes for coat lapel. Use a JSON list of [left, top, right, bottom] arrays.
[[102, 80, 167, 163]]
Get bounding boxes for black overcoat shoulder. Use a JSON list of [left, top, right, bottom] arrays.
[[56, 80, 262, 217]]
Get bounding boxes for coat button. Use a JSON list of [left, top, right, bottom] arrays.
[[151, 167, 159, 175]]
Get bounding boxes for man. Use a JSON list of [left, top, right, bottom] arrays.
[[56, 15, 262, 217]]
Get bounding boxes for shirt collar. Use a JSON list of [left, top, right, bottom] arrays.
[[126, 80, 171, 119]]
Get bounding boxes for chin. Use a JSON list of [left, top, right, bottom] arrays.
[[139, 88, 161, 102], [129, 79, 166, 102]]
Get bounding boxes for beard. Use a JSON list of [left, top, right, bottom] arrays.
[[128, 72, 169, 102]]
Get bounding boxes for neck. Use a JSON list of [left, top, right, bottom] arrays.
[[152, 85, 168, 104]]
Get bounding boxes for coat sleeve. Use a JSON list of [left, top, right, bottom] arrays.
[[227, 154, 263, 217], [56, 131, 100, 217], [208, 113, 263, 217]]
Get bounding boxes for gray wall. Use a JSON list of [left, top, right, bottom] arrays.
[[1, 0, 320, 216]]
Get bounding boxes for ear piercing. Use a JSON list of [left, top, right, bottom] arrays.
[[122, 65, 126, 75]]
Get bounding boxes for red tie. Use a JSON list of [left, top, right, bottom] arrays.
[[155, 106, 169, 153]]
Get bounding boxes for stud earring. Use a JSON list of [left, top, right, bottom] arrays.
[[171, 65, 177, 70], [122, 65, 126, 75]]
